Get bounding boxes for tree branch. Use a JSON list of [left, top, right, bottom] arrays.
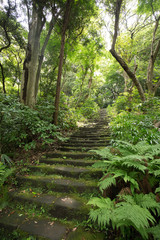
[[110, 0, 145, 101]]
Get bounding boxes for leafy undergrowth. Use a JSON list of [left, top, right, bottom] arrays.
[[0, 94, 73, 155], [89, 141, 160, 239], [108, 96, 160, 144]]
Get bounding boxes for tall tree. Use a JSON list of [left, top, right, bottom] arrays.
[[109, 0, 145, 101], [53, 0, 73, 125], [20, 0, 61, 107], [52, 0, 97, 125], [106, 0, 160, 100]]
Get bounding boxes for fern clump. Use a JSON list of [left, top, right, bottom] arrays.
[[89, 141, 160, 239]]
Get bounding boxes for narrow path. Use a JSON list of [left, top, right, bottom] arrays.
[[0, 109, 110, 240]]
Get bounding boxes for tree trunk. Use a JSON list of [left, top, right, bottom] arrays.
[[20, 6, 45, 108], [110, 0, 145, 102], [52, 0, 73, 125], [0, 63, 6, 94], [35, 15, 57, 99], [110, 49, 145, 101]]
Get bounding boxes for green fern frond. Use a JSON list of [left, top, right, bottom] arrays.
[[147, 224, 160, 240], [113, 140, 137, 154], [88, 197, 113, 208], [153, 159, 160, 165], [123, 173, 139, 190], [89, 194, 156, 239], [92, 160, 110, 169], [90, 148, 113, 159], [134, 193, 160, 215], [115, 202, 155, 238], [121, 160, 147, 172], [155, 187, 160, 193], [1, 154, 12, 166], [118, 194, 135, 205], [152, 170, 160, 177], [98, 175, 116, 192], [88, 197, 114, 227], [0, 163, 14, 187], [134, 141, 151, 155], [89, 208, 112, 227]]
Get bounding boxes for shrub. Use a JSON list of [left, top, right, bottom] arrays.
[[109, 111, 160, 144], [0, 94, 61, 153]]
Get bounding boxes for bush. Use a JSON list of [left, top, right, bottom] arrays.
[[109, 111, 160, 144], [78, 98, 99, 119], [0, 94, 60, 153]]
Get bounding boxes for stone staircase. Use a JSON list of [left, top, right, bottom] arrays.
[[0, 109, 110, 240]]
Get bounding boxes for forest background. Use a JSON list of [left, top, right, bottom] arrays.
[[0, 0, 160, 239]]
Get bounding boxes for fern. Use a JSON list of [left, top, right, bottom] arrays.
[[88, 197, 114, 227], [114, 202, 155, 239], [155, 187, 160, 193], [120, 194, 160, 215], [121, 159, 147, 173], [1, 154, 12, 166], [98, 175, 116, 192], [152, 169, 160, 177], [90, 148, 113, 159], [147, 224, 160, 240], [88, 197, 113, 208], [0, 162, 14, 187], [88, 194, 159, 239]]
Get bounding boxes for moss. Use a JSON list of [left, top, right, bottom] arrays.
[[67, 227, 105, 240]]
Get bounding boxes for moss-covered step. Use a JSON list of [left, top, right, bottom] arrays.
[[61, 142, 109, 147], [58, 146, 103, 152], [67, 227, 105, 240], [0, 210, 69, 240], [0, 210, 105, 240], [10, 191, 89, 221], [27, 164, 103, 179], [69, 136, 110, 141], [16, 175, 98, 194], [40, 157, 98, 167], [45, 151, 96, 159], [71, 133, 110, 138]]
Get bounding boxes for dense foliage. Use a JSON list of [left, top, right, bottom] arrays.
[[89, 141, 160, 239], [1, 0, 160, 239]]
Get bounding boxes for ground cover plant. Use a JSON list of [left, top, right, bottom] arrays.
[[88, 141, 160, 239], [108, 96, 160, 144]]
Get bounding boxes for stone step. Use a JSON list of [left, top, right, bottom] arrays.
[[0, 210, 105, 240], [61, 142, 108, 147], [0, 210, 68, 240], [66, 138, 111, 143], [16, 175, 98, 194], [77, 127, 109, 132], [45, 151, 96, 159], [58, 146, 103, 152], [72, 131, 110, 136], [28, 164, 102, 179], [40, 157, 97, 167], [10, 191, 89, 221], [70, 134, 110, 139]]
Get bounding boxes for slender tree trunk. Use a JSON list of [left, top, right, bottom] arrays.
[[110, 0, 145, 102], [53, 0, 73, 125], [0, 63, 6, 94], [35, 15, 57, 98]]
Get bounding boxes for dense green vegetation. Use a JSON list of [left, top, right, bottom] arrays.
[[0, 0, 160, 239]]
